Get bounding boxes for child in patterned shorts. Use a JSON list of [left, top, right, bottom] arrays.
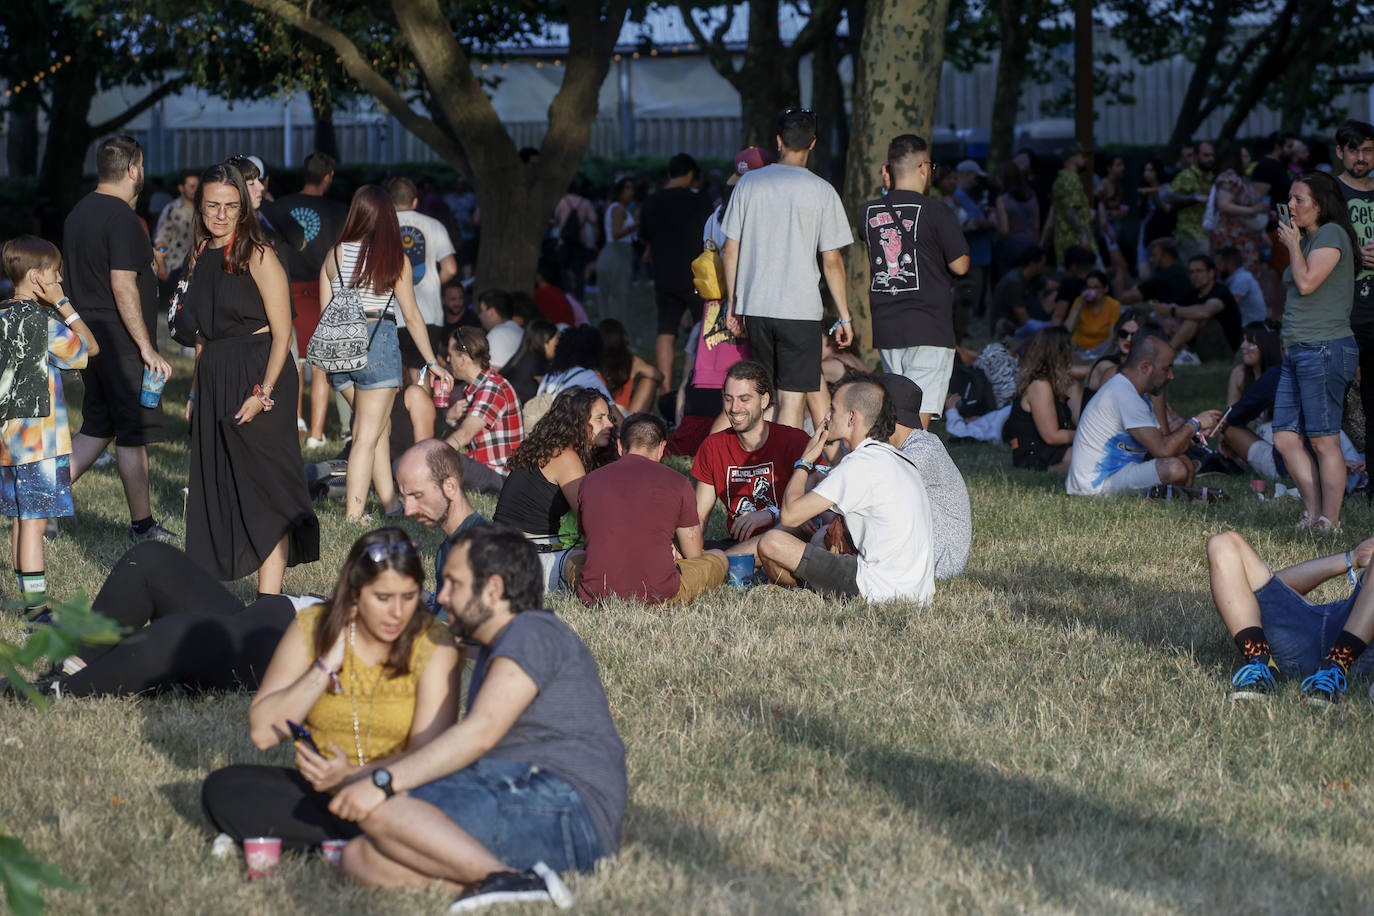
[[0, 236, 97, 621]]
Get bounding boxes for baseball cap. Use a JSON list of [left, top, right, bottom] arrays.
[[879, 373, 924, 429], [727, 146, 777, 185], [955, 159, 987, 177], [247, 155, 267, 180]]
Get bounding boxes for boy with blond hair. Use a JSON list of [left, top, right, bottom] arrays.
[[0, 236, 97, 620]]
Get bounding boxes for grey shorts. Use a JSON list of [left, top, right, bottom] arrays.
[[795, 543, 860, 597]]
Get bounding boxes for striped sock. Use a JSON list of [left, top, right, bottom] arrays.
[[17, 569, 46, 617]]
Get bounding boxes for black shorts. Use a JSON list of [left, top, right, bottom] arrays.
[[397, 323, 446, 370], [1011, 441, 1070, 471], [795, 543, 860, 597], [78, 316, 165, 447], [745, 316, 823, 393], [656, 287, 702, 335]]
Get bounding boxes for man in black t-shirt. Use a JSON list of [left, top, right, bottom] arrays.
[[62, 136, 176, 544], [1120, 237, 1192, 309], [1146, 254, 1241, 360], [1250, 133, 1292, 205], [1335, 120, 1374, 433], [989, 246, 1053, 337], [638, 153, 713, 391], [860, 133, 969, 427], [1048, 245, 1097, 321]]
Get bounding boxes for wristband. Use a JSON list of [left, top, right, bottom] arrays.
[[1187, 417, 1201, 433], [1346, 551, 1359, 587], [55, 297, 71, 308], [315, 657, 343, 693], [425, 359, 439, 369], [794, 459, 815, 472], [765, 505, 780, 520], [828, 318, 851, 334], [62, 311, 80, 327], [252, 384, 275, 411]]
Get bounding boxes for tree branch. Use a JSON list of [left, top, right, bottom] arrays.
[[678, 3, 738, 80], [792, 0, 843, 57], [87, 75, 189, 138], [239, 0, 468, 169]]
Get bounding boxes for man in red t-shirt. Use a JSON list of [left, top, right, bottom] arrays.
[[691, 361, 812, 555], [573, 414, 727, 605], [533, 257, 575, 325]]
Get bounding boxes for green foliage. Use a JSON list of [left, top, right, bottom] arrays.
[[0, 830, 80, 916]]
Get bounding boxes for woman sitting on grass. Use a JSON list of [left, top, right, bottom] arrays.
[[599, 318, 662, 415], [201, 527, 461, 852], [1077, 308, 1148, 408], [1003, 326, 1079, 472], [1063, 270, 1121, 361]]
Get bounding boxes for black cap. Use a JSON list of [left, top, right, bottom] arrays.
[[880, 373, 924, 429]]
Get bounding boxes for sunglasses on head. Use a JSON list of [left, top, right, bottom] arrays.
[[363, 540, 420, 564]]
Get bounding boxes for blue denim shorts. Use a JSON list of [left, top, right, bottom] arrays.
[[329, 317, 402, 391], [1272, 337, 1357, 438], [1256, 576, 1374, 680], [0, 456, 74, 520], [407, 758, 603, 873]]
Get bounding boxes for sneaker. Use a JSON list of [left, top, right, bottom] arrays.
[[449, 862, 573, 912], [297, 417, 308, 432], [130, 521, 180, 545], [1174, 349, 1202, 366], [93, 449, 116, 468], [304, 436, 329, 450], [1300, 662, 1347, 707], [1230, 656, 1280, 699], [43, 518, 58, 541]]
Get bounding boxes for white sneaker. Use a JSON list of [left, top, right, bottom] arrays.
[[304, 437, 328, 449], [1174, 349, 1202, 366], [297, 417, 308, 432]]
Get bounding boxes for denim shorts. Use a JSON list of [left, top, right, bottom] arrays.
[[329, 317, 402, 391], [1272, 337, 1357, 438], [1256, 576, 1374, 680], [407, 758, 603, 873]]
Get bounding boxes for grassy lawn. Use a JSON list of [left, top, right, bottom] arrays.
[[2, 343, 1373, 914]]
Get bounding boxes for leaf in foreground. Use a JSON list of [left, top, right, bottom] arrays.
[[0, 831, 81, 916]]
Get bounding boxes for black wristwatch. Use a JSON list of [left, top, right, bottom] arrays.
[[372, 767, 396, 798]]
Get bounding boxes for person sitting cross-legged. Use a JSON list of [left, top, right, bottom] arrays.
[[329, 526, 626, 910], [1207, 530, 1374, 705], [569, 413, 728, 605], [757, 375, 935, 602]]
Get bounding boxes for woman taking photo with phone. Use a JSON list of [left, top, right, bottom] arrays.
[[182, 162, 319, 595], [201, 527, 461, 851], [324, 186, 452, 522], [1272, 171, 1361, 531]]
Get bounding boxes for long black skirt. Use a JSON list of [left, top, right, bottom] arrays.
[[187, 333, 319, 580]]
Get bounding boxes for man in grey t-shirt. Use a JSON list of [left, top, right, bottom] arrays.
[[722, 108, 855, 429], [881, 373, 971, 578], [329, 527, 626, 908]]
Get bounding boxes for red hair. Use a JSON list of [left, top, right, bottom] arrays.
[[337, 185, 404, 295]]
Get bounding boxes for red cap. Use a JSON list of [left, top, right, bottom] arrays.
[[728, 146, 776, 185]]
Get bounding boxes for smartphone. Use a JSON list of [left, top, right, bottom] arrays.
[[1277, 203, 1291, 227], [286, 719, 320, 755]]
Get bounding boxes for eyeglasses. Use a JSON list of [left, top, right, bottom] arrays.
[[781, 107, 815, 119], [203, 202, 242, 215], [363, 540, 420, 564]]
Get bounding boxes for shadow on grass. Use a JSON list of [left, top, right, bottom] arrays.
[[734, 696, 1365, 911]]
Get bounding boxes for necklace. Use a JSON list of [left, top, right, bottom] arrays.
[[346, 621, 382, 766]]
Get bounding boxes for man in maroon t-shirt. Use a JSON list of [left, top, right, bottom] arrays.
[[573, 414, 727, 605], [691, 361, 811, 555]]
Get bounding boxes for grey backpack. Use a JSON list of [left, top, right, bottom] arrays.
[[307, 248, 390, 373]]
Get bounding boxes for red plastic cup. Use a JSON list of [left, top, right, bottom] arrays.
[[243, 837, 281, 879], [320, 839, 348, 868], [1249, 479, 1266, 495], [433, 376, 452, 410]]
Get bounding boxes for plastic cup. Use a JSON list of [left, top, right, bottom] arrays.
[[1249, 479, 1267, 495], [320, 839, 348, 868], [243, 837, 281, 879], [433, 376, 452, 409], [139, 366, 166, 409], [727, 554, 755, 589]]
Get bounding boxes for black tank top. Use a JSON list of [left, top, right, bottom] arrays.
[[183, 245, 269, 341], [1003, 394, 1073, 456], [493, 466, 570, 536]]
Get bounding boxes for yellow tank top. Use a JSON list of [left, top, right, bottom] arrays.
[[296, 605, 450, 766]]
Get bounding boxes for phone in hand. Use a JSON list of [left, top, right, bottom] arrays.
[[1276, 203, 1291, 227], [287, 719, 320, 755]]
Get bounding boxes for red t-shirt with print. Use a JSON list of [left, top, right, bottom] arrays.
[[690, 422, 811, 524]]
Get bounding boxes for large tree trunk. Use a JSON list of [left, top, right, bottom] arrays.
[[309, 88, 339, 159], [809, 33, 844, 183], [7, 102, 39, 177], [37, 56, 100, 219], [841, 0, 951, 356], [986, 0, 1037, 177]]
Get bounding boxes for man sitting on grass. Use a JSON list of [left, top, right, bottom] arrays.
[[394, 439, 488, 599], [1065, 332, 1221, 497], [570, 413, 728, 605], [1208, 530, 1374, 704], [331, 526, 625, 910], [757, 376, 935, 602]]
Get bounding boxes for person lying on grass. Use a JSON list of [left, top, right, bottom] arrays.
[[757, 375, 936, 602], [1208, 530, 1374, 705], [201, 527, 462, 851], [328, 525, 626, 911]]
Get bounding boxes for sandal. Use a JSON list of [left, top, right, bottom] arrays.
[[1297, 511, 1314, 530], [1313, 516, 1342, 534]]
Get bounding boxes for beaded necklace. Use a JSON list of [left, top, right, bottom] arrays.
[[346, 621, 383, 766]]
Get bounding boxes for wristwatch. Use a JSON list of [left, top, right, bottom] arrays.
[[372, 767, 396, 798]]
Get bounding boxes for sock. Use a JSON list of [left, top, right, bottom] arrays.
[[1324, 631, 1369, 673], [1234, 627, 1271, 661], [130, 517, 155, 535], [18, 570, 46, 616]]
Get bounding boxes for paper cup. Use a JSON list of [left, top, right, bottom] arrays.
[[727, 554, 755, 589], [320, 839, 348, 868], [243, 837, 281, 879], [139, 366, 166, 409], [433, 376, 452, 409]]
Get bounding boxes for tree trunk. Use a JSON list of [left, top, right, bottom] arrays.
[[37, 55, 100, 219], [309, 88, 339, 159], [986, 0, 1036, 177], [841, 0, 951, 356], [1161, 0, 1235, 162], [7, 102, 39, 177], [810, 33, 844, 183]]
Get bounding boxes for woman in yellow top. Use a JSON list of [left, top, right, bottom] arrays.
[[1063, 270, 1121, 360], [201, 528, 461, 851]]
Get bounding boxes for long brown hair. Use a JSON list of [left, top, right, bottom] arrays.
[[337, 185, 405, 295], [1016, 326, 1074, 402], [191, 163, 268, 276], [507, 387, 613, 474], [315, 527, 429, 677]]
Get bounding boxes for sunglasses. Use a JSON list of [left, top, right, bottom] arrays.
[[782, 107, 815, 119], [1118, 327, 1137, 339], [363, 540, 420, 564]]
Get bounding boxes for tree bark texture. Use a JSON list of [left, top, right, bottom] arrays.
[[986, 0, 1039, 177], [840, 0, 951, 356]]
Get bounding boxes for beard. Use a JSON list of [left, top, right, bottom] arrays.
[[133, 165, 146, 199], [447, 594, 494, 641]]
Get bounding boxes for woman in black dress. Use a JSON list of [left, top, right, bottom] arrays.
[[183, 163, 319, 594]]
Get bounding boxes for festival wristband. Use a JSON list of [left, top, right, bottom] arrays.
[[1187, 417, 1201, 432], [1346, 551, 1359, 586], [55, 297, 71, 308], [794, 459, 815, 472], [62, 311, 80, 327], [315, 657, 343, 693], [828, 318, 852, 334]]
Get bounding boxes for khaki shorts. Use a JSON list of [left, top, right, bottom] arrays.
[[670, 554, 728, 603]]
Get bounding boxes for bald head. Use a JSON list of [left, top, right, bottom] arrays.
[[396, 439, 468, 531]]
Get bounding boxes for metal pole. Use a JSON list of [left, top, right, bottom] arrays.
[[1074, 0, 1093, 197]]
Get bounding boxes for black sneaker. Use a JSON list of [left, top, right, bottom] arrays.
[[130, 521, 180, 545], [1300, 662, 1347, 707], [449, 862, 573, 912], [1230, 656, 1281, 700]]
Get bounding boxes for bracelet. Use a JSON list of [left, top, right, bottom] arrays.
[[828, 319, 852, 333], [1346, 551, 1359, 586], [765, 506, 780, 520], [794, 459, 815, 472], [252, 384, 275, 411], [55, 297, 70, 308], [1187, 417, 1201, 432], [62, 311, 80, 327], [425, 359, 438, 369], [315, 657, 343, 693]]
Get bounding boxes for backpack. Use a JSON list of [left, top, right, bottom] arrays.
[[307, 248, 391, 373], [691, 238, 726, 301], [948, 362, 997, 418]]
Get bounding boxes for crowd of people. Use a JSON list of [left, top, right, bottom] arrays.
[[3, 108, 1374, 909]]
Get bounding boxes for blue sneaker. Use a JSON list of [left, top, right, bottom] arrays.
[[1230, 656, 1280, 700], [1300, 662, 1347, 707]]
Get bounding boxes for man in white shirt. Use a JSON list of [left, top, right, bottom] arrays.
[[476, 289, 524, 369], [722, 108, 854, 429], [1066, 332, 1221, 496], [757, 376, 935, 603], [1215, 246, 1268, 326], [388, 176, 458, 384]]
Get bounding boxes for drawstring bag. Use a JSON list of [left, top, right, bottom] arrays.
[[307, 248, 389, 373]]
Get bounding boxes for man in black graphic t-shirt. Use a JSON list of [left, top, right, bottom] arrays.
[[1336, 120, 1374, 432], [859, 134, 969, 427]]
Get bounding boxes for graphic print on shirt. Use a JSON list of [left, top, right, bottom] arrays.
[[728, 462, 779, 516], [1346, 194, 1374, 293], [867, 202, 921, 294], [400, 224, 427, 283], [1091, 431, 1149, 487], [290, 206, 322, 243]]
